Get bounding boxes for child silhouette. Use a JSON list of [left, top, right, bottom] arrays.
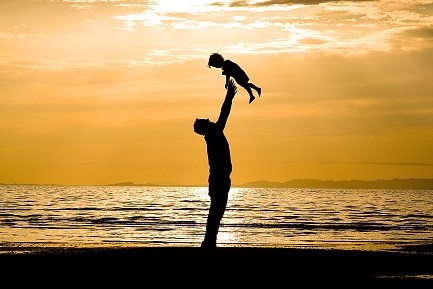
[[208, 53, 261, 104]]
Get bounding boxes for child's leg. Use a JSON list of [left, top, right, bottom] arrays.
[[243, 85, 255, 104], [249, 83, 261, 96]]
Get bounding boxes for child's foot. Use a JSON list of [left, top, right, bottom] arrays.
[[249, 96, 255, 104], [257, 87, 262, 96]]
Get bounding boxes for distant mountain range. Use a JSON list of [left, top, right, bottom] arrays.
[[237, 178, 433, 190], [2, 179, 433, 189], [107, 178, 433, 190], [108, 182, 156, 187]]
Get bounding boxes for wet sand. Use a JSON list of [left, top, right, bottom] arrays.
[[2, 245, 433, 288]]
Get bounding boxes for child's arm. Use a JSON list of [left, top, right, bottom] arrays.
[[221, 66, 230, 88]]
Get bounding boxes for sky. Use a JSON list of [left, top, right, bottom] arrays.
[[1, 0, 433, 186]]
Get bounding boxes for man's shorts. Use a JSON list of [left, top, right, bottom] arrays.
[[208, 175, 231, 199]]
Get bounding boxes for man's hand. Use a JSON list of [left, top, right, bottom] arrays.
[[226, 79, 237, 99]]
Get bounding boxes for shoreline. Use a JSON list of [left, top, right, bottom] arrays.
[[2, 245, 433, 288]]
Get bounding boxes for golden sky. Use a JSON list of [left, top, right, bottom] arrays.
[[1, 0, 433, 185]]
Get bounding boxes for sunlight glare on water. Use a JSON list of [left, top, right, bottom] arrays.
[[1, 185, 432, 251]]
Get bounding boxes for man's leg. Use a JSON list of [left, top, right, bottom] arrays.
[[202, 177, 231, 248], [202, 195, 228, 248]]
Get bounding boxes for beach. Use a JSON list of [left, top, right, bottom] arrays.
[[2, 244, 433, 288]]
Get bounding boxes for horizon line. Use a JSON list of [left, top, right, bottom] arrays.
[[2, 177, 433, 188]]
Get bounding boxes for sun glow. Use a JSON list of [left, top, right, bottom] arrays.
[[1, 0, 433, 185], [151, 0, 218, 14]]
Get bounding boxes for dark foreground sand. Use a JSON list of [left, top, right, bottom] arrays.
[[2, 245, 433, 288]]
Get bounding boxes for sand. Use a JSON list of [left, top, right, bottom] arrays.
[[2, 245, 433, 288]]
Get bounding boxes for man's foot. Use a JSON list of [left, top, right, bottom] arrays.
[[257, 87, 262, 96], [249, 96, 255, 104], [201, 240, 216, 249]]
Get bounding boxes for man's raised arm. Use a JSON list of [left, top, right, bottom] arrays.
[[216, 79, 237, 130]]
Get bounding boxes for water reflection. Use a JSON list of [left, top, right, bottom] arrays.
[[0, 185, 432, 251]]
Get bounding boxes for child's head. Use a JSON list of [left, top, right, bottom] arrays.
[[208, 53, 224, 68]]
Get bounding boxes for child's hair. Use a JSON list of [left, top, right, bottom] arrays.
[[208, 53, 224, 68]]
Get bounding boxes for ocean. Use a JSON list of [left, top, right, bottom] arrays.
[[1, 185, 432, 252]]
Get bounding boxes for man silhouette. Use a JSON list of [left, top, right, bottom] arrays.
[[193, 79, 237, 248]]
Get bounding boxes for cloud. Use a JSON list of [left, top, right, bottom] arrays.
[[70, 4, 93, 10], [172, 20, 217, 30], [409, 2, 433, 16], [114, 11, 184, 27], [318, 161, 433, 167], [239, 0, 376, 7], [298, 37, 327, 44], [2, 0, 433, 67], [402, 27, 433, 38]]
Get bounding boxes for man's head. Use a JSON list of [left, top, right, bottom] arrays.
[[194, 118, 212, 135]]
